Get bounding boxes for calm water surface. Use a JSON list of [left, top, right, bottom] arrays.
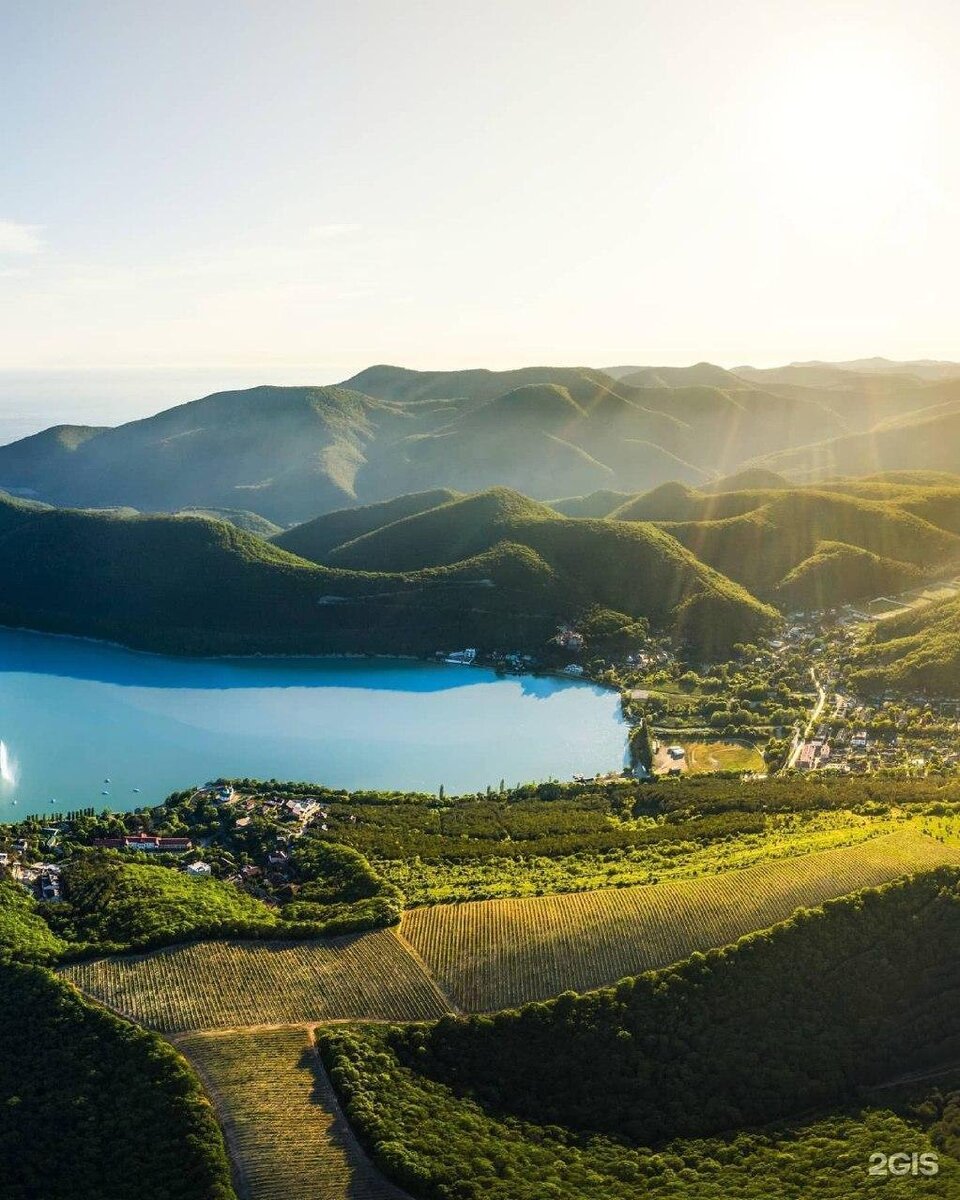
[[0, 627, 627, 819]]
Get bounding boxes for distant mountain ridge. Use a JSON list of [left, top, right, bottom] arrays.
[[1, 359, 958, 524]]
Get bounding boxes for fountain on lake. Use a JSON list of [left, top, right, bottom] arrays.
[[0, 739, 16, 788]]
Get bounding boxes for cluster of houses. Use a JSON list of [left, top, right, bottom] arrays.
[[554, 626, 585, 652], [5, 859, 63, 902], [444, 648, 478, 665], [218, 790, 332, 833], [201, 784, 235, 804]]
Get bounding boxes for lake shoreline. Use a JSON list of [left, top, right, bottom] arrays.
[[0, 620, 429, 666], [0, 619, 621, 694], [0, 625, 629, 817]]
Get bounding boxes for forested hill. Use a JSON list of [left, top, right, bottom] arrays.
[[277, 477, 960, 615], [851, 594, 960, 692], [3, 359, 959, 524], [7, 473, 960, 663], [757, 388, 960, 480], [544, 474, 960, 609], [0, 960, 234, 1199], [0, 489, 776, 658]]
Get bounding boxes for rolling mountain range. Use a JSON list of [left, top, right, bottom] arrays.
[[1, 357, 958, 680], [2, 359, 959, 526], [3, 468, 960, 672], [545, 472, 960, 595], [0, 487, 777, 659]]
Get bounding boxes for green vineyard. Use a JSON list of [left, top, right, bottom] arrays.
[[61, 929, 451, 1032], [180, 1027, 408, 1200], [401, 829, 960, 1011], [62, 831, 959, 1028]]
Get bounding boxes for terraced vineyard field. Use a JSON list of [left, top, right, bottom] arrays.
[[402, 829, 960, 1011], [180, 1027, 408, 1200], [61, 929, 451, 1032]]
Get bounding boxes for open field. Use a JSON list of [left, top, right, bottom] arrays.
[[401, 830, 960, 1011], [653, 739, 765, 775], [180, 1027, 408, 1200], [683, 740, 766, 774], [61, 929, 450, 1032], [869, 579, 960, 621]]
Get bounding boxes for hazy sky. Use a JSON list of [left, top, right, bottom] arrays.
[[1, 0, 958, 373]]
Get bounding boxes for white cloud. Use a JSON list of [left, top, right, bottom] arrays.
[[0, 219, 44, 254], [307, 222, 361, 240]]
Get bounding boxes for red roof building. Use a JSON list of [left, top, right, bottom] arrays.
[[92, 832, 193, 852]]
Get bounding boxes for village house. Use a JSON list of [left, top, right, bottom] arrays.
[[445, 648, 477, 665], [38, 866, 62, 902]]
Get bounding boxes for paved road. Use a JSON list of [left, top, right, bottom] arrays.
[[782, 668, 828, 773]]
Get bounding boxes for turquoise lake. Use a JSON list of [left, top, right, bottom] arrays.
[[0, 627, 627, 820]]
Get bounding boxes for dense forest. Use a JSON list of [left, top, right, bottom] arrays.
[[321, 1028, 959, 1199], [0, 960, 235, 1199], [4, 469, 960, 673]]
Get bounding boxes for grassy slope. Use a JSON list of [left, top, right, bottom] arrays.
[[180, 1028, 409, 1200], [401, 829, 955, 1011]]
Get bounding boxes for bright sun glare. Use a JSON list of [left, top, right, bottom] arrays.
[[761, 42, 936, 221]]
